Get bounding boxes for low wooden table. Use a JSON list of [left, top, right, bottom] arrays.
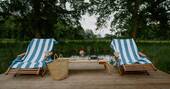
[[57, 58, 111, 74]]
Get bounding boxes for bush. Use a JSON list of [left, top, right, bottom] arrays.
[[0, 40, 170, 74]]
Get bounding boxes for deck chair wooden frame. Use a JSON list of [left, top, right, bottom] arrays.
[[111, 39, 157, 75], [5, 39, 57, 76], [5, 52, 53, 76], [114, 53, 157, 75]]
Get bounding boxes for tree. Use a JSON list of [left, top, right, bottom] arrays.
[[104, 34, 114, 39], [87, 0, 170, 39], [53, 21, 86, 40], [84, 29, 96, 39], [0, 0, 87, 39], [1, 0, 169, 40]]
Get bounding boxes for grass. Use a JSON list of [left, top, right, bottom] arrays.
[[0, 40, 170, 74]]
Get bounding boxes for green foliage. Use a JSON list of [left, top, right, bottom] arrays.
[[0, 16, 20, 39], [0, 40, 170, 74], [0, 0, 169, 40], [0, 42, 27, 73], [53, 21, 86, 40], [87, 0, 170, 39], [55, 40, 112, 57], [138, 43, 170, 73], [0, 0, 87, 39]]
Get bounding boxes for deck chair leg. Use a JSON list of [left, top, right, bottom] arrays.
[[5, 67, 11, 75], [103, 63, 112, 74], [13, 73, 17, 77], [14, 68, 20, 77], [116, 62, 124, 75], [36, 68, 41, 75], [151, 64, 157, 71], [5, 68, 17, 77], [118, 69, 124, 75], [104, 63, 107, 70], [41, 68, 47, 77], [118, 66, 124, 75]]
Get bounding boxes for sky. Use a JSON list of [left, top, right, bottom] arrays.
[[79, 14, 114, 37], [78, 0, 114, 37], [67, 1, 115, 37]]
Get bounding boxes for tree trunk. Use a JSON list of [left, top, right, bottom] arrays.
[[131, 0, 140, 38]]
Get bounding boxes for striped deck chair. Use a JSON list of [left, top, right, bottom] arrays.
[[110, 39, 157, 75], [6, 38, 57, 76]]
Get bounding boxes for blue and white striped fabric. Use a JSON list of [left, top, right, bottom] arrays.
[[11, 38, 57, 68], [110, 39, 151, 65]]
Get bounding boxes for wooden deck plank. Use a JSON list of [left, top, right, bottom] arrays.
[[1, 63, 170, 89]]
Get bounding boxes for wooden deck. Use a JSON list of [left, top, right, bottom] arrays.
[[1, 63, 170, 89]]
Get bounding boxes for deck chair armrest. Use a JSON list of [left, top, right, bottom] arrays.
[[114, 52, 119, 59], [47, 52, 53, 56], [138, 52, 146, 57], [18, 52, 26, 57], [44, 51, 53, 60], [113, 52, 121, 67], [113, 52, 120, 63], [12, 56, 23, 64]]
